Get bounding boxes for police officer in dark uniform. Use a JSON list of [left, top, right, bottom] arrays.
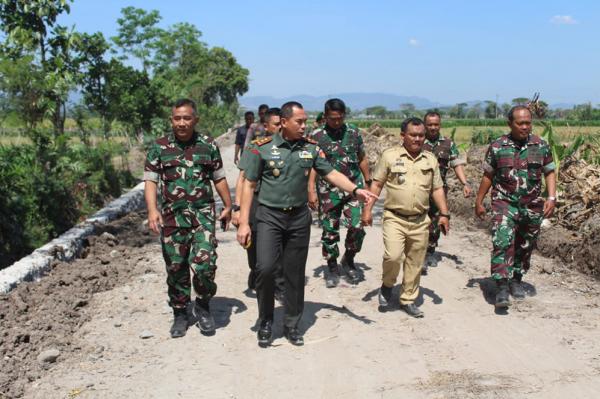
[[236, 101, 377, 347]]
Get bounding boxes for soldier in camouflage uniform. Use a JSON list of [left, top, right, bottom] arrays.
[[421, 112, 472, 275], [144, 98, 233, 338], [308, 98, 371, 287], [475, 106, 556, 309]]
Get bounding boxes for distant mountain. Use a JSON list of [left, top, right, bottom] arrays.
[[239, 93, 442, 111]]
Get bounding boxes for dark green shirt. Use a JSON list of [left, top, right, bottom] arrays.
[[244, 134, 334, 208]]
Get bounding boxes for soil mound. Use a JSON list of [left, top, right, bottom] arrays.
[[0, 211, 155, 398]]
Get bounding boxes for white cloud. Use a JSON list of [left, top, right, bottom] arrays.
[[550, 15, 578, 25], [408, 38, 420, 47]]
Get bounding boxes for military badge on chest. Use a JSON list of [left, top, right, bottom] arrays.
[[391, 158, 406, 184]]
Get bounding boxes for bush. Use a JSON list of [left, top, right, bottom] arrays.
[[0, 132, 135, 269], [471, 128, 505, 145]]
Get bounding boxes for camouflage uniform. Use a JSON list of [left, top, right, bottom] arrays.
[[310, 123, 366, 260], [483, 134, 554, 280], [422, 135, 465, 253], [144, 131, 225, 308]]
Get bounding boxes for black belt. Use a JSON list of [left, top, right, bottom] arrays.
[[263, 204, 306, 213], [385, 208, 426, 221]]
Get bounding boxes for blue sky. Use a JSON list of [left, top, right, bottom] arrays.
[[59, 0, 600, 105]]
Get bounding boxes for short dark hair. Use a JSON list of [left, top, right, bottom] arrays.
[[507, 105, 532, 123], [281, 101, 303, 119], [258, 104, 269, 112], [401, 117, 424, 133], [324, 98, 346, 114], [244, 111, 255, 118], [173, 98, 197, 114], [424, 111, 441, 122], [265, 107, 281, 121]]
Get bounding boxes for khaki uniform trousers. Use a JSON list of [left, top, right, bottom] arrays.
[[381, 210, 429, 305]]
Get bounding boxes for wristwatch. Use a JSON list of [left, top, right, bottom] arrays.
[[232, 204, 241, 212], [547, 196, 556, 202], [352, 186, 359, 197], [439, 213, 451, 219], [365, 179, 373, 186]]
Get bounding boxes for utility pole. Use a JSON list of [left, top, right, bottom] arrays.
[[495, 94, 499, 119]]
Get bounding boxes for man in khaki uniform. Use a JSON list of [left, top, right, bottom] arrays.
[[362, 117, 450, 318]]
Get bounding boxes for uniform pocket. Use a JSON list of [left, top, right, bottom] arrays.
[[496, 156, 514, 181], [192, 155, 213, 180], [162, 160, 182, 181]]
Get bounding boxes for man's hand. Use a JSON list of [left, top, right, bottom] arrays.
[[438, 215, 450, 235], [218, 207, 232, 231], [355, 188, 378, 206], [475, 202, 486, 220], [234, 155, 239, 165], [148, 209, 163, 234], [463, 184, 473, 198], [543, 198, 556, 219], [237, 223, 252, 247], [308, 190, 318, 210], [231, 209, 240, 228], [361, 209, 373, 227]]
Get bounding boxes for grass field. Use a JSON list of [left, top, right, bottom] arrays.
[[382, 125, 600, 145]]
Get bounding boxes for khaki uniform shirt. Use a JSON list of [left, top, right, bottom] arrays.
[[373, 146, 443, 216]]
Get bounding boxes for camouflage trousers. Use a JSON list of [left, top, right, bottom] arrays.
[[319, 193, 365, 260], [160, 208, 218, 308], [426, 187, 448, 253], [490, 199, 543, 280]]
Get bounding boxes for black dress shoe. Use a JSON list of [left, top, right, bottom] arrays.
[[495, 279, 511, 308], [257, 319, 272, 347], [193, 299, 216, 335], [325, 259, 340, 288], [341, 252, 359, 283], [400, 303, 424, 318], [170, 308, 189, 338], [378, 284, 393, 307], [247, 271, 256, 290], [283, 326, 304, 346]]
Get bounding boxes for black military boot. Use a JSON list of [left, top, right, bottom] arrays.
[[495, 279, 511, 308], [193, 298, 216, 336], [170, 308, 189, 338], [341, 251, 359, 284], [510, 273, 526, 300], [325, 258, 340, 288]]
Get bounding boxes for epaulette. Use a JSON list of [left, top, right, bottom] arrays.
[[303, 137, 317, 145], [252, 136, 272, 146]]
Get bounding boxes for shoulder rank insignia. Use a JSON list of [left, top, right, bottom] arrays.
[[252, 136, 273, 146]]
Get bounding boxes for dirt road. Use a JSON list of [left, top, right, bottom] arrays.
[[6, 144, 600, 398]]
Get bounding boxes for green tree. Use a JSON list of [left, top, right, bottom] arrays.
[[449, 102, 468, 119], [365, 105, 388, 118], [111, 6, 161, 71], [0, 55, 47, 128], [0, 0, 78, 135], [511, 97, 529, 105], [466, 102, 482, 119], [484, 101, 497, 119], [112, 9, 249, 135]]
